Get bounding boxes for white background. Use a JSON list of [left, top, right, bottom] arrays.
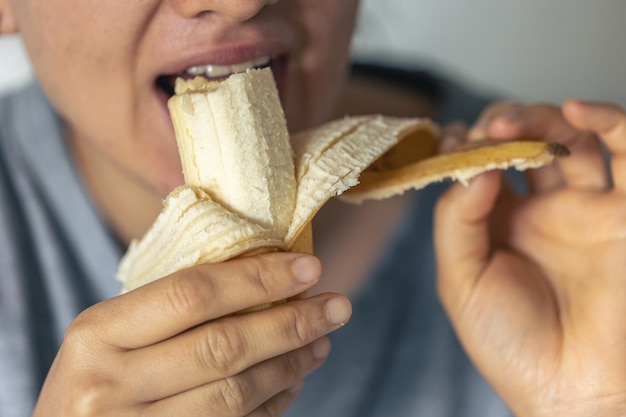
[[2, 0, 626, 107], [0, 35, 31, 93], [351, 0, 626, 107]]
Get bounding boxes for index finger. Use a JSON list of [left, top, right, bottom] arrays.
[[473, 102, 609, 192], [563, 100, 626, 191], [72, 252, 322, 349]]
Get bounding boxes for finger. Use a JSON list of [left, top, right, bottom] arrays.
[[434, 171, 502, 316], [471, 102, 564, 192], [439, 121, 469, 153], [563, 100, 626, 191], [126, 294, 350, 401], [468, 101, 522, 141], [485, 103, 608, 192], [468, 102, 564, 193], [143, 337, 330, 417], [73, 253, 322, 350]]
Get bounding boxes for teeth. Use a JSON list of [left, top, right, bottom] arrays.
[[185, 66, 206, 76], [185, 56, 271, 78]]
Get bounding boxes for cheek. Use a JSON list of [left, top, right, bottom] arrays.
[[128, 114, 186, 195], [75, 104, 184, 197], [16, 0, 184, 195], [285, 3, 357, 131]]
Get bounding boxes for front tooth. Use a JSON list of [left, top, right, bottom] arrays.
[[230, 61, 255, 73], [205, 64, 232, 78], [253, 56, 271, 67], [185, 57, 271, 78], [186, 66, 206, 76]]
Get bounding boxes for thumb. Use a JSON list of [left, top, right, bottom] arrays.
[[434, 171, 501, 314]]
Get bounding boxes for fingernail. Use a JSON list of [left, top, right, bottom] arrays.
[[325, 296, 352, 325], [291, 256, 321, 284], [311, 337, 331, 359]]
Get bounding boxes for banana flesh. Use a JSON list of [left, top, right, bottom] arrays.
[[170, 69, 296, 239], [117, 67, 568, 296]]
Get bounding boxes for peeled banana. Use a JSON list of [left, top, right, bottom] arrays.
[[117, 67, 567, 298]]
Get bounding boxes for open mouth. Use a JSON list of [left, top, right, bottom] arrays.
[[156, 55, 284, 98]]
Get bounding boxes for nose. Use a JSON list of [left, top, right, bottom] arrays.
[[171, 0, 279, 21]]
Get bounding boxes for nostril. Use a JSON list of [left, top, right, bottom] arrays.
[[171, 0, 274, 21]]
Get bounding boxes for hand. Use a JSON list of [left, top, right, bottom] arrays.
[[33, 252, 351, 417], [434, 100, 626, 417]]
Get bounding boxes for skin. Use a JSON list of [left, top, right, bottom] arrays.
[[2, 0, 626, 415], [1, 0, 358, 416], [435, 100, 626, 416]]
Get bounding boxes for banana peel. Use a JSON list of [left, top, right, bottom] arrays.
[[116, 67, 568, 303]]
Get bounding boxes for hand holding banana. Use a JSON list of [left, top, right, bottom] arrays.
[[33, 252, 348, 417]]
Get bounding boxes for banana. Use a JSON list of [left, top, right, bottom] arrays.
[[170, 69, 296, 239], [116, 67, 568, 298]]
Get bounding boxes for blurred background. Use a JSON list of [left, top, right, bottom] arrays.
[[2, 0, 626, 107], [0, 35, 30, 94], [351, 0, 626, 107]]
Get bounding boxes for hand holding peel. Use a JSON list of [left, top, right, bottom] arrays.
[[435, 100, 626, 417]]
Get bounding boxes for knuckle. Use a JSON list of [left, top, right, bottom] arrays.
[[244, 256, 277, 299], [199, 322, 245, 374], [280, 304, 311, 347], [63, 307, 104, 354], [217, 376, 252, 415], [60, 311, 124, 417], [71, 377, 119, 417], [165, 269, 213, 320]]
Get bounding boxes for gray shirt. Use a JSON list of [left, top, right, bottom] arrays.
[[0, 85, 122, 417], [0, 80, 510, 417]]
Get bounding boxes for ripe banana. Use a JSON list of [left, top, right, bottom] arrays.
[[117, 67, 568, 299]]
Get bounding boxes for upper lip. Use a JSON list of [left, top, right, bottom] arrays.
[[155, 39, 289, 78]]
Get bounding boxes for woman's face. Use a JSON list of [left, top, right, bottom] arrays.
[[6, 0, 360, 196]]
